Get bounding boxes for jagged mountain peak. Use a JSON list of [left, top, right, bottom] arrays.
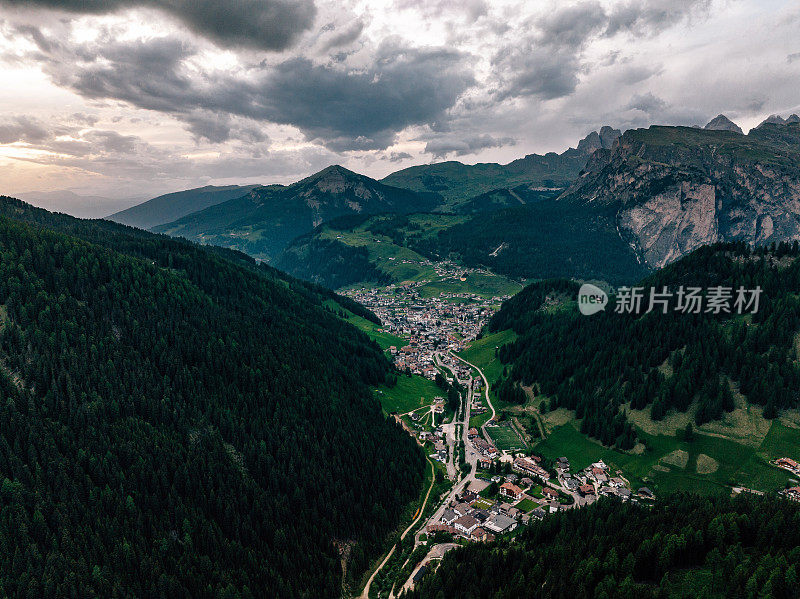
[[704, 114, 743, 134], [756, 113, 800, 128], [575, 126, 622, 155]]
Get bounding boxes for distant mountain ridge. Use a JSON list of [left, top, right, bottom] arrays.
[[108, 184, 259, 229], [380, 126, 621, 207], [153, 165, 436, 262]]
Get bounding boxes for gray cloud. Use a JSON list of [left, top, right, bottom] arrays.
[[0, 0, 316, 51], [493, 45, 581, 100], [424, 133, 515, 158], [0, 115, 50, 143], [318, 19, 364, 52], [605, 0, 711, 37], [493, 0, 710, 102], [626, 92, 668, 114], [18, 27, 475, 150], [536, 1, 607, 48]]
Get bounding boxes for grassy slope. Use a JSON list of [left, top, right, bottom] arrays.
[[532, 412, 800, 495], [376, 375, 445, 415], [318, 215, 523, 295], [458, 329, 519, 430]]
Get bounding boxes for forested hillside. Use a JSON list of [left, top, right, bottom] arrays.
[[405, 493, 800, 599], [411, 200, 648, 284], [489, 242, 800, 447], [0, 197, 424, 598]]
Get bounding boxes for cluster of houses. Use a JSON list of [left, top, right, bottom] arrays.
[[344, 279, 506, 380], [469, 428, 499, 460], [780, 486, 800, 501], [773, 458, 800, 502], [427, 488, 521, 543], [772, 457, 800, 476], [419, 427, 448, 463]]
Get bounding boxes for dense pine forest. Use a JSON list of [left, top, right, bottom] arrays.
[[489, 242, 800, 448], [0, 197, 424, 598], [405, 493, 800, 599], [408, 201, 649, 284]]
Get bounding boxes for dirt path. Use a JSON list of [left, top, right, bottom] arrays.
[[360, 458, 436, 599]]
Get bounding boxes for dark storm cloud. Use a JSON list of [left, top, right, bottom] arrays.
[[0, 0, 316, 51], [18, 26, 475, 150], [424, 134, 515, 158], [254, 48, 475, 149]]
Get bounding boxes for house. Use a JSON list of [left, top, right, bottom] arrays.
[[499, 482, 523, 500], [454, 514, 480, 535], [557, 457, 570, 469], [485, 513, 517, 534], [520, 477, 535, 488], [591, 467, 608, 483], [471, 508, 490, 523], [531, 508, 546, 521], [776, 458, 800, 473], [579, 484, 596, 497], [513, 457, 550, 480], [562, 477, 579, 491], [441, 508, 458, 525], [453, 502, 473, 517], [470, 526, 489, 541], [542, 487, 559, 501], [427, 524, 457, 536], [617, 488, 632, 500], [497, 502, 513, 515], [784, 487, 800, 501], [478, 457, 492, 469], [638, 487, 655, 500], [459, 490, 479, 504], [467, 427, 479, 439]]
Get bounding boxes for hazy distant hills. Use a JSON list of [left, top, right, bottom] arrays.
[[107, 184, 259, 229], [381, 126, 620, 207], [17, 189, 142, 219], [152, 165, 436, 262]]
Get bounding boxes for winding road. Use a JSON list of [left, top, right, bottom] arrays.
[[360, 458, 436, 599]]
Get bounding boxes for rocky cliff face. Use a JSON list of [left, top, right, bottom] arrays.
[[560, 122, 800, 269]]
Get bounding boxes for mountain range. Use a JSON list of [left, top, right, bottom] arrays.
[[152, 165, 436, 262], [100, 114, 800, 288]]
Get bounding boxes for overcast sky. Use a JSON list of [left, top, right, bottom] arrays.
[[0, 0, 798, 210]]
